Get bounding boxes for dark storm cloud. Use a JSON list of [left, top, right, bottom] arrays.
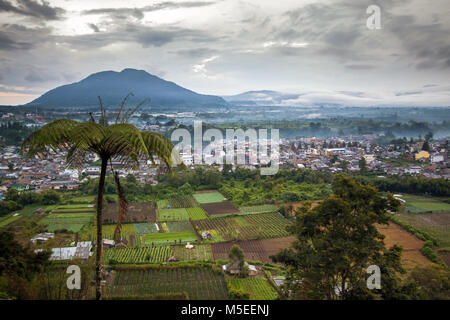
[[82, 1, 217, 19], [171, 48, 219, 58], [0, 23, 52, 51], [345, 64, 376, 70], [55, 23, 217, 49], [0, 0, 65, 20], [87, 23, 100, 33], [0, 30, 32, 50]]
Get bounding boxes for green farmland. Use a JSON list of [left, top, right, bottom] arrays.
[[193, 192, 225, 204], [144, 231, 197, 245]]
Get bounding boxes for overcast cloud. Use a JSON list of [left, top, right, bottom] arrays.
[[0, 0, 449, 106]]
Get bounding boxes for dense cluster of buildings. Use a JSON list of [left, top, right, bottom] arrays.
[[0, 130, 448, 198]]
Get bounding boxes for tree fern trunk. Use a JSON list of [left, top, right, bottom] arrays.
[[95, 157, 108, 300]]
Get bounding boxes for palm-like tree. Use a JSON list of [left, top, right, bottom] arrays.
[[20, 97, 176, 300]]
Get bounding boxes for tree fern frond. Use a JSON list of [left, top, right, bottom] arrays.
[[20, 119, 78, 158]]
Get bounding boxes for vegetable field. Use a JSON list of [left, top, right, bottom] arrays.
[[171, 244, 213, 261], [103, 202, 156, 224], [104, 246, 172, 264], [165, 221, 194, 233], [133, 223, 160, 234], [144, 231, 197, 245], [192, 213, 291, 242], [105, 267, 229, 300], [193, 191, 225, 204], [157, 196, 199, 209], [239, 205, 278, 215], [40, 212, 93, 232], [201, 201, 240, 215], [186, 207, 209, 220], [228, 278, 277, 300], [158, 208, 189, 221]]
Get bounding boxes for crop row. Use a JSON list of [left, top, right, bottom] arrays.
[[104, 246, 172, 264], [106, 267, 229, 300]]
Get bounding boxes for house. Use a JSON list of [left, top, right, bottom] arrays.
[[222, 261, 258, 276], [431, 154, 444, 163], [103, 239, 115, 249], [31, 232, 54, 244], [415, 150, 430, 161], [10, 183, 29, 191], [201, 231, 212, 240]]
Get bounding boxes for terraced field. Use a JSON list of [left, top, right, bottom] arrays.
[[40, 212, 94, 232], [133, 223, 160, 234], [228, 277, 278, 300], [171, 244, 214, 261], [104, 246, 172, 264], [193, 191, 225, 204], [239, 205, 278, 215], [144, 231, 197, 245], [192, 213, 291, 242], [186, 207, 209, 220], [104, 267, 229, 299], [103, 202, 156, 224], [158, 208, 189, 221]]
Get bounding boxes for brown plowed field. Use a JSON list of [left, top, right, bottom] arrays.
[[211, 237, 295, 263], [377, 222, 432, 269], [201, 201, 240, 215], [102, 202, 156, 224]]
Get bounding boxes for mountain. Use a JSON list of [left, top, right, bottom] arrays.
[[222, 90, 301, 106], [27, 68, 227, 109]]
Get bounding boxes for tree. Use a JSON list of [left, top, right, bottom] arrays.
[[359, 156, 367, 174], [407, 265, 450, 300], [229, 244, 245, 262], [21, 97, 176, 300], [272, 175, 405, 300], [422, 140, 430, 152]]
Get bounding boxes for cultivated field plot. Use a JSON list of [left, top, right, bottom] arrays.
[[165, 221, 194, 233], [193, 213, 291, 242], [0, 215, 21, 228], [228, 278, 278, 300], [158, 208, 189, 221], [211, 237, 295, 263], [187, 207, 209, 220], [133, 223, 161, 234], [105, 267, 229, 300], [193, 191, 225, 204], [239, 205, 278, 215], [201, 201, 240, 215], [40, 212, 93, 232], [103, 202, 156, 224], [399, 194, 450, 214], [157, 196, 199, 209], [52, 205, 95, 214], [171, 244, 214, 261], [397, 212, 450, 248], [145, 231, 197, 245], [377, 222, 432, 269], [104, 246, 172, 264], [99, 224, 136, 238]]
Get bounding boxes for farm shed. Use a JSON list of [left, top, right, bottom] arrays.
[[30, 232, 54, 244], [50, 247, 77, 261], [103, 239, 115, 249], [223, 261, 258, 276]]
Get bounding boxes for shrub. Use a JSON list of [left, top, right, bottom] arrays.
[[229, 288, 250, 300]]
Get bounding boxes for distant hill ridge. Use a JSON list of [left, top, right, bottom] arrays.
[[28, 68, 227, 109]]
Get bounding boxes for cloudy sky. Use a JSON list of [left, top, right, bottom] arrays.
[[1, 0, 450, 106]]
